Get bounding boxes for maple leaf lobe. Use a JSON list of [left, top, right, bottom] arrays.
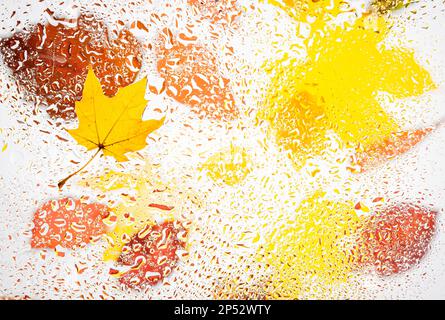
[[68, 68, 164, 162]]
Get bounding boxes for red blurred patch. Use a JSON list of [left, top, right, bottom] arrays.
[[0, 13, 142, 120], [358, 203, 437, 275], [117, 220, 188, 288]]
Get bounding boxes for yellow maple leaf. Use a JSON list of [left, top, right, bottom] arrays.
[[58, 68, 165, 188]]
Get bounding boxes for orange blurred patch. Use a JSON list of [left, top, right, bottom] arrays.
[[155, 32, 238, 121], [31, 197, 110, 250], [353, 127, 433, 172]]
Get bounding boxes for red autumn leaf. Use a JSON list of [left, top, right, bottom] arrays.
[[31, 197, 110, 249], [353, 127, 433, 172], [155, 32, 238, 121], [117, 220, 188, 288], [0, 13, 141, 120], [358, 203, 437, 275]]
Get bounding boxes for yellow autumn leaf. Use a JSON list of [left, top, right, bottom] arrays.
[[58, 68, 164, 188]]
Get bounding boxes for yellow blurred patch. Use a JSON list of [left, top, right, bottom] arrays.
[[202, 144, 252, 186], [80, 166, 176, 261], [261, 192, 362, 299], [260, 16, 435, 167]]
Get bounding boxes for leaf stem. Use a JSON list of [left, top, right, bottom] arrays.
[[58, 148, 102, 189]]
